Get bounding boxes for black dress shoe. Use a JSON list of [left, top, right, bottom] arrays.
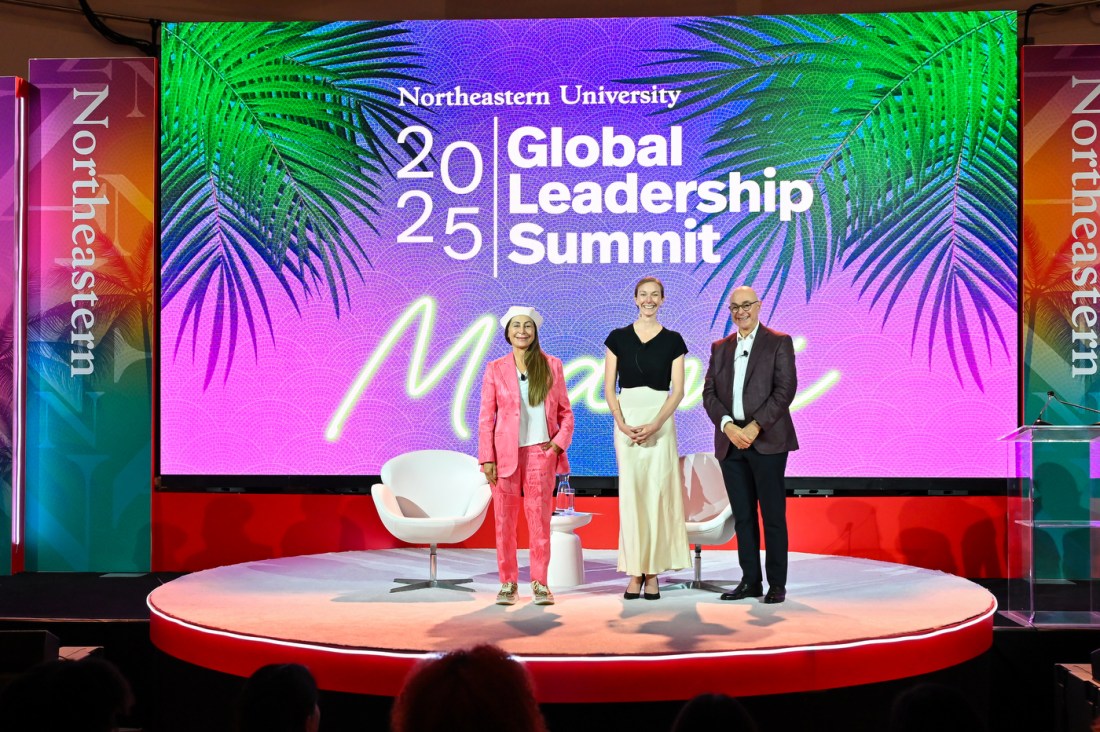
[[763, 586, 786, 604], [719, 581, 764, 601], [642, 574, 660, 601]]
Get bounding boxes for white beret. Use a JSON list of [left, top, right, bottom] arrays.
[[499, 306, 544, 330]]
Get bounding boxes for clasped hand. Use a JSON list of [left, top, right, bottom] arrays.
[[725, 422, 760, 450], [619, 421, 659, 445]]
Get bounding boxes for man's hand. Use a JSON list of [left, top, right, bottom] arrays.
[[541, 441, 562, 455], [742, 421, 761, 443], [723, 422, 752, 450], [482, 462, 498, 485]]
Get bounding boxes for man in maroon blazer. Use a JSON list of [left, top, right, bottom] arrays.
[[702, 285, 799, 604]]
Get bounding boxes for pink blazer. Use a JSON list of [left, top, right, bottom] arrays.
[[477, 353, 574, 479]]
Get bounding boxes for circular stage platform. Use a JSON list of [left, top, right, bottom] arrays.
[[148, 549, 995, 702]]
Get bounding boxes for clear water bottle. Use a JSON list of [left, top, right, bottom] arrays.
[[556, 475, 575, 514]]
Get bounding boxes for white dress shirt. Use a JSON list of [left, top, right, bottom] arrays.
[[720, 323, 759, 428]]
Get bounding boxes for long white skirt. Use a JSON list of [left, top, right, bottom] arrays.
[[614, 387, 691, 576]]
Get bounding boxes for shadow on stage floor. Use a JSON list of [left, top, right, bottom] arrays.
[[0, 572, 1094, 732]]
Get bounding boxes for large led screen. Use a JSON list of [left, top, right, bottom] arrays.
[[159, 14, 1018, 479]]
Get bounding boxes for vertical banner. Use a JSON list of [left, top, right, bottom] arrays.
[[26, 59, 156, 571], [1020, 45, 1100, 580], [1022, 45, 1100, 423], [1, 77, 27, 575]]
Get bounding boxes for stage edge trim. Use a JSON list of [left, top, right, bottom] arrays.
[[147, 596, 996, 661]]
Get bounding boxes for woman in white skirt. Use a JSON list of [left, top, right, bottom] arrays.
[[603, 276, 691, 600]]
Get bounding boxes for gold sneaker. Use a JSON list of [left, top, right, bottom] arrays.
[[531, 580, 555, 605], [495, 582, 518, 605]]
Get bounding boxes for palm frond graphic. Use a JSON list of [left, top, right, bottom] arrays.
[[32, 226, 155, 391], [161, 22, 431, 388], [626, 13, 1017, 388], [1019, 216, 1095, 396]]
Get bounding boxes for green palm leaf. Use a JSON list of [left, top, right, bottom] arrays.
[[628, 13, 1017, 386], [161, 21, 429, 387]]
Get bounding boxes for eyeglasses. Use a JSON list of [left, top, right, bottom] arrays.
[[729, 301, 759, 312]]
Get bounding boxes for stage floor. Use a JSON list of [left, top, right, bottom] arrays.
[[148, 549, 995, 702]]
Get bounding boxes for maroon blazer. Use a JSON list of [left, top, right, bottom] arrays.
[[702, 325, 799, 459], [477, 353, 574, 479]]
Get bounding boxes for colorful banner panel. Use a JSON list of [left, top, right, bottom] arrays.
[[161, 15, 1018, 479], [1019, 45, 1100, 581], [26, 59, 156, 571], [1022, 45, 1100, 424], [1, 76, 27, 575]]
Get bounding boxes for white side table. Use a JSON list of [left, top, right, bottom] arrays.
[[547, 511, 593, 588]]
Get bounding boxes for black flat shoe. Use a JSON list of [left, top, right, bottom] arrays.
[[763, 586, 786, 604], [643, 574, 661, 600], [719, 581, 764, 601], [624, 576, 642, 600]]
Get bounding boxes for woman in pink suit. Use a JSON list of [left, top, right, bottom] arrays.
[[478, 306, 574, 606]]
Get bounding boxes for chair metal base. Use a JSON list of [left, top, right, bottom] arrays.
[[389, 543, 476, 593], [662, 544, 735, 593], [390, 578, 475, 593], [663, 578, 733, 593]]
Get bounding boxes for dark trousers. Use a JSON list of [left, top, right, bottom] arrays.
[[720, 447, 789, 588]]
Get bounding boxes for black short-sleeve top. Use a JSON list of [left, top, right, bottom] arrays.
[[604, 325, 689, 392]]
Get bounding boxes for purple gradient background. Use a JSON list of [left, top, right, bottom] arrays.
[[1, 78, 17, 318], [160, 18, 1017, 477], [1, 77, 18, 467]]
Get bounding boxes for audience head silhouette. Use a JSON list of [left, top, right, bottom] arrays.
[[671, 693, 759, 732], [390, 644, 547, 732], [0, 656, 134, 732], [235, 663, 320, 732], [888, 681, 985, 732]]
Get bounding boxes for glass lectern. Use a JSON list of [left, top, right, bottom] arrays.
[[1000, 426, 1100, 627]]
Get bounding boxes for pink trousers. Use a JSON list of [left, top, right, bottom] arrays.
[[492, 445, 555, 584]]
